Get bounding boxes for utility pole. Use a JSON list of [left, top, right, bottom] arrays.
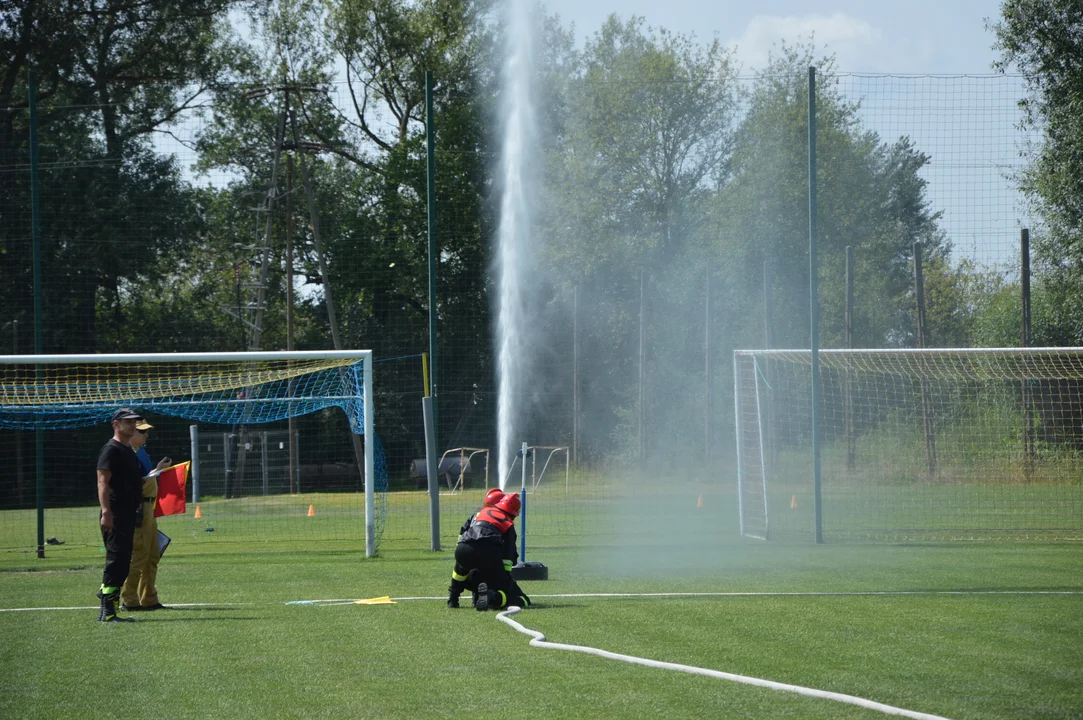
[[228, 83, 325, 497]]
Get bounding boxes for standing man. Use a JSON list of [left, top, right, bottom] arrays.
[[96, 408, 146, 623], [121, 419, 170, 612]]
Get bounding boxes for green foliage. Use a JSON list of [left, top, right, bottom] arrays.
[[0, 0, 248, 353], [993, 0, 1083, 344], [547, 14, 740, 277], [5, 2, 1075, 477], [541, 16, 742, 458], [718, 45, 947, 351]]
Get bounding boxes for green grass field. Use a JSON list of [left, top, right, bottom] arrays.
[[1, 488, 1081, 720]]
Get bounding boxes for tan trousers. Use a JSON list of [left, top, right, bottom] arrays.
[[121, 477, 161, 607]]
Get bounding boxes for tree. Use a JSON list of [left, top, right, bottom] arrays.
[[547, 15, 740, 276], [0, 0, 245, 353], [716, 45, 948, 352], [194, 0, 502, 461], [993, 0, 1083, 344], [541, 15, 742, 461]]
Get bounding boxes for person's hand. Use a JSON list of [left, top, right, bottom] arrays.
[[155, 457, 171, 471], [100, 508, 113, 532]]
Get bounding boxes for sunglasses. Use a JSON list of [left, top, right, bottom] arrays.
[[135, 428, 149, 434]]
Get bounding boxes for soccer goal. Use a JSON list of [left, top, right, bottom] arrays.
[[0, 351, 385, 556], [734, 348, 1083, 541]]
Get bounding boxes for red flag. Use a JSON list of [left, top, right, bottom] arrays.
[[155, 462, 190, 517]]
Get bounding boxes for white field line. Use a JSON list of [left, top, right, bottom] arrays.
[[495, 606, 953, 720], [0, 602, 248, 613], [513, 590, 1083, 597], [5, 589, 1079, 613], [351, 589, 1083, 603]]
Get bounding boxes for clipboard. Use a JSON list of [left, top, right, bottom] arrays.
[[157, 530, 171, 557]]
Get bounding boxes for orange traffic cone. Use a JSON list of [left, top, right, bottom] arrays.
[[790, 495, 798, 509], [307, 504, 315, 517], [696, 494, 704, 508], [194, 505, 202, 519]]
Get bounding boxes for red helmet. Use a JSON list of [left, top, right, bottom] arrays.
[[483, 488, 505, 507], [496, 492, 520, 517]]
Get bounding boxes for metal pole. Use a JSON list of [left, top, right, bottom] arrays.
[[13, 321, 24, 502], [1021, 229, 1031, 347], [286, 154, 295, 348], [705, 271, 711, 468], [763, 260, 774, 349], [572, 286, 579, 465], [914, 241, 937, 476], [423, 396, 440, 551], [845, 246, 855, 471], [363, 352, 375, 557], [28, 71, 42, 355], [808, 66, 823, 544], [914, 242, 927, 349], [286, 154, 298, 495], [520, 441, 528, 562], [261, 431, 269, 495], [223, 433, 232, 499], [519, 486, 527, 563], [250, 90, 288, 351], [294, 428, 302, 494], [638, 272, 646, 462], [425, 71, 439, 449], [763, 260, 775, 472], [845, 247, 854, 348], [29, 69, 45, 558], [287, 106, 366, 494], [1020, 229, 1034, 476], [189, 425, 200, 503]]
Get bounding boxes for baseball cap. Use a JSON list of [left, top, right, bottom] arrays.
[[110, 408, 143, 423], [135, 420, 154, 431]]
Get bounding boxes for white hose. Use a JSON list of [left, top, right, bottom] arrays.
[[495, 607, 952, 720]]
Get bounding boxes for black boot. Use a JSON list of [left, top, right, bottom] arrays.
[[448, 576, 468, 609], [97, 590, 135, 623], [475, 582, 489, 611], [475, 583, 501, 612]]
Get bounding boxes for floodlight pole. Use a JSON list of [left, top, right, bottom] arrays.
[[425, 71, 439, 449], [808, 67, 823, 544], [29, 69, 45, 558]]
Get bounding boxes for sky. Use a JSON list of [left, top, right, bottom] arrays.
[[540, 0, 1008, 75]]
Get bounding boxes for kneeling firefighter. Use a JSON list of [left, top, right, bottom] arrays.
[[447, 488, 504, 608], [451, 492, 530, 612]]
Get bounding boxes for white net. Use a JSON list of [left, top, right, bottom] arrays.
[[735, 348, 1083, 541]]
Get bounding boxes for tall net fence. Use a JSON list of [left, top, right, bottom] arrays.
[[1, 62, 1062, 549], [838, 74, 1036, 271]]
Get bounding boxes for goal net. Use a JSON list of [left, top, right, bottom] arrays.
[[0, 351, 385, 556], [734, 348, 1083, 541]]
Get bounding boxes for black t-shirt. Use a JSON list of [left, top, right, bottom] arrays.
[[97, 438, 144, 517]]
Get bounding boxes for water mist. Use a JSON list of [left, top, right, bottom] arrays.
[[495, 0, 538, 487]]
